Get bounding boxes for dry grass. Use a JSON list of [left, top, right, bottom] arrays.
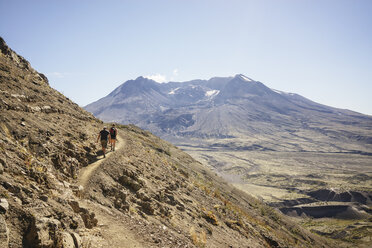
[[190, 226, 207, 248], [203, 210, 219, 225]]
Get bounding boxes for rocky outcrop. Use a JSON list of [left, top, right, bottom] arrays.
[[68, 201, 98, 229], [24, 217, 62, 247], [0, 199, 9, 213]]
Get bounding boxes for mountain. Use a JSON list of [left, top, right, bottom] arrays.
[[85, 74, 372, 153], [0, 37, 335, 247]]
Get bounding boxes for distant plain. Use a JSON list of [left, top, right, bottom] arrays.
[[182, 147, 372, 202]]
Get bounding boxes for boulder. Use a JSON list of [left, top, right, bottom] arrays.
[[68, 201, 97, 229], [38, 73, 49, 84], [30, 106, 41, 112], [39, 195, 48, 202], [71, 185, 84, 198], [0, 199, 9, 213], [66, 157, 79, 179], [79, 208, 98, 229], [119, 175, 143, 192], [139, 200, 155, 215], [25, 217, 61, 247], [41, 105, 54, 113], [116, 189, 128, 202], [64, 140, 75, 150], [136, 190, 150, 201], [51, 153, 64, 169], [165, 193, 179, 206], [61, 232, 75, 248], [159, 204, 171, 217], [0, 158, 7, 172], [68, 201, 81, 213]]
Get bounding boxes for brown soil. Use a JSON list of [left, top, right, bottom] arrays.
[[78, 199, 145, 248]]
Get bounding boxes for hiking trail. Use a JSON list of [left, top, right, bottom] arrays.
[[78, 199, 144, 248], [75, 134, 147, 248], [78, 135, 124, 188]]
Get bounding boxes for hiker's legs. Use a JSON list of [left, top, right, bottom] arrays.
[[101, 140, 108, 157], [112, 138, 116, 151]]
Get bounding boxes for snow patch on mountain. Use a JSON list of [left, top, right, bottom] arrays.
[[205, 90, 220, 97], [168, 88, 180, 95], [237, 74, 254, 82], [160, 105, 168, 111], [272, 88, 296, 96], [272, 89, 285, 95]]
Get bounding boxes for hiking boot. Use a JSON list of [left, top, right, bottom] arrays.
[[104, 154, 106, 158]]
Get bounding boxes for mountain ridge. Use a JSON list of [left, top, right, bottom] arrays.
[[85, 74, 372, 153]]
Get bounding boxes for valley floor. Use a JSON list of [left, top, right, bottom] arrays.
[[181, 146, 372, 247]]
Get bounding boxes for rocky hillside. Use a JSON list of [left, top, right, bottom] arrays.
[[0, 37, 104, 247], [78, 124, 334, 247], [0, 37, 333, 247]]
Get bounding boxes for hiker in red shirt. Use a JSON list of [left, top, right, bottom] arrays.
[[109, 124, 118, 151]]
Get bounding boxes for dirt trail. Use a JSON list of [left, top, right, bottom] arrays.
[[78, 136, 124, 188], [78, 199, 145, 248], [76, 135, 146, 248]]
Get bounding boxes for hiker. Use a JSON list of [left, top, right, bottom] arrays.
[[96, 126, 111, 158], [109, 124, 118, 151]]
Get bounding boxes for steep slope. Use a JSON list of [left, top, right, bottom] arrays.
[[0, 37, 106, 247], [0, 37, 333, 247]]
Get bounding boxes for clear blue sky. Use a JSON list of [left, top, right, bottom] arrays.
[[1, 0, 371, 115]]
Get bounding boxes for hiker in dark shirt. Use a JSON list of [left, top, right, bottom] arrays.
[[96, 126, 111, 158]]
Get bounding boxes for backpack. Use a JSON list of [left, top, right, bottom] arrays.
[[110, 127, 116, 136]]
